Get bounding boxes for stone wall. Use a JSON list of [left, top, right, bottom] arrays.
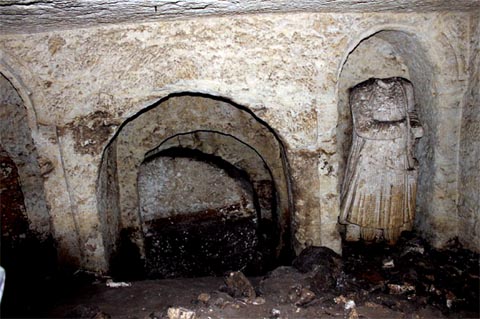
[[0, 11, 476, 271], [99, 95, 290, 267], [0, 73, 50, 238], [138, 155, 255, 222], [458, 14, 480, 252], [137, 153, 263, 277], [148, 132, 275, 220], [0, 70, 57, 295]]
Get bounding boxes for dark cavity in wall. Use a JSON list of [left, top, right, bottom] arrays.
[[100, 93, 294, 281], [111, 148, 281, 279], [0, 72, 57, 317], [0, 146, 57, 317]]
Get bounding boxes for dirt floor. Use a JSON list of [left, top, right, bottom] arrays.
[[2, 232, 479, 318]]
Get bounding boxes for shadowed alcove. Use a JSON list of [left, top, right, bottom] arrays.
[[0, 71, 55, 315], [97, 93, 293, 279], [337, 29, 436, 240], [0, 3, 478, 317]]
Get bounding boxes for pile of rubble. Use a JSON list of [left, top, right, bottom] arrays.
[[165, 233, 479, 319], [53, 232, 478, 319]]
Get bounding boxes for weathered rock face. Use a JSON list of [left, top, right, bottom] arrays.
[[0, 146, 29, 244], [0, 74, 57, 316], [1, 0, 480, 34], [149, 132, 275, 220], [137, 153, 265, 277], [138, 154, 255, 223], [0, 74, 50, 238], [458, 13, 480, 252], [0, 72, 57, 274], [100, 95, 290, 277], [0, 9, 477, 273]]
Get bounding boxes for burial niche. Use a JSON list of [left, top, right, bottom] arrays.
[[0, 72, 55, 316], [98, 94, 292, 279], [0, 72, 53, 260], [337, 30, 434, 244], [339, 77, 423, 244], [138, 147, 264, 278]]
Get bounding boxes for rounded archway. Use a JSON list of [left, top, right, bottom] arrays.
[[148, 131, 277, 222], [97, 93, 292, 278], [0, 71, 55, 316]]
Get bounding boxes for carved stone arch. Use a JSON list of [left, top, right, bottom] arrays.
[[0, 53, 52, 233], [0, 51, 58, 298], [146, 130, 278, 222], [97, 92, 293, 277], [335, 24, 437, 81], [0, 52, 39, 133]]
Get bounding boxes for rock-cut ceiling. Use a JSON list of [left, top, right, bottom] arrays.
[[0, 0, 479, 34]]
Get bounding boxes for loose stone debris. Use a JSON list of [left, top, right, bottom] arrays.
[[387, 283, 416, 295], [197, 293, 211, 304], [290, 286, 316, 306], [167, 307, 196, 319], [382, 258, 395, 269], [223, 270, 256, 300], [334, 295, 359, 319], [11, 232, 479, 318], [105, 279, 132, 288], [270, 308, 281, 317]]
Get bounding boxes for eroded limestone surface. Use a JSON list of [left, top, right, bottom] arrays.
[[1, 0, 479, 34], [0, 11, 477, 273]]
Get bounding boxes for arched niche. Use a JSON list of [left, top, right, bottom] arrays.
[[138, 147, 263, 278], [0, 71, 55, 315], [0, 72, 51, 239], [147, 131, 276, 221], [97, 93, 292, 278], [0, 54, 39, 134], [337, 29, 436, 242]]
